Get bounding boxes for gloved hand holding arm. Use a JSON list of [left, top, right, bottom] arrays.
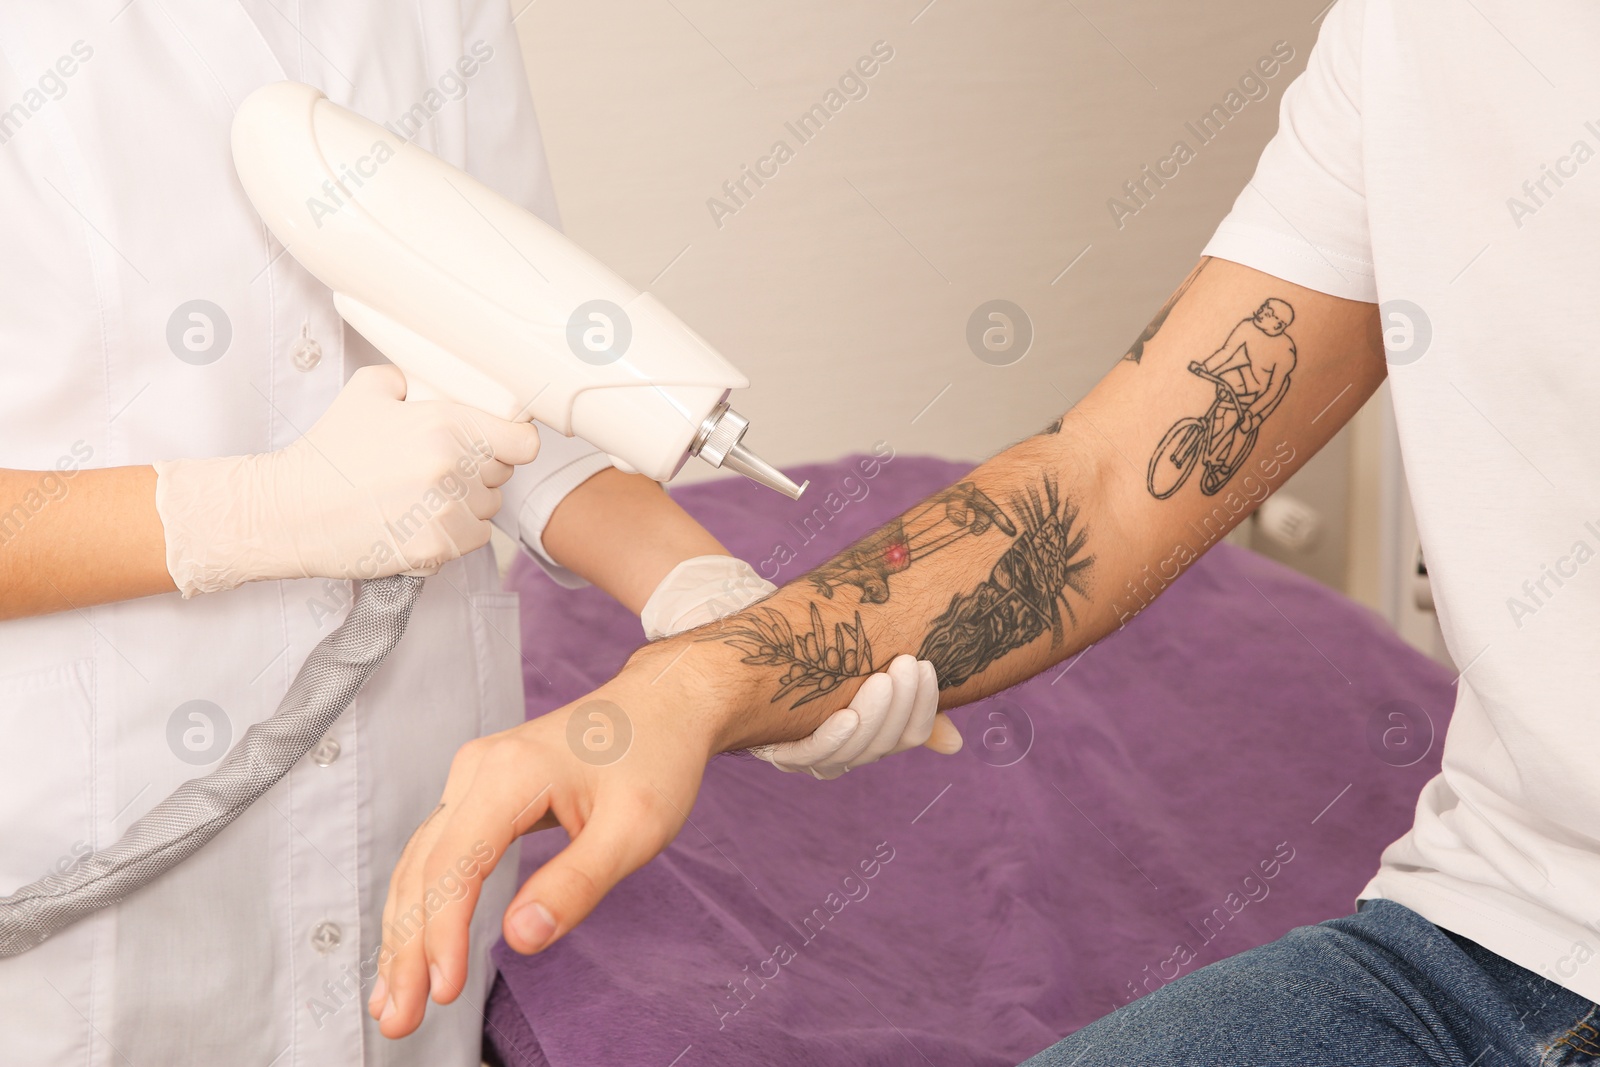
[[638, 553, 962, 775], [373, 258, 1387, 1038]]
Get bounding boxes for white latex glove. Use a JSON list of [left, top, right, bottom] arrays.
[[640, 555, 962, 778], [153, 364, 541, 596]]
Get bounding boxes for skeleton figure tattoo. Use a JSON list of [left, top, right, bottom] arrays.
[[915, 478, 1093, 689], [1147, 297, 1297, 500], [808, 482, 1014, 604]]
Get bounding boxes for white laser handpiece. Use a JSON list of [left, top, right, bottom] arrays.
[[230, 81, 805, 499]]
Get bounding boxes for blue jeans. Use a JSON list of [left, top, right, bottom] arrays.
[[1023, 900, 1600, 1067]]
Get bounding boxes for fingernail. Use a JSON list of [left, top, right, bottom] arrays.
[[510, 902, 557, 950], [428, 963, 443, 1000], [379, 996, 396, 1025], [368, 975, 388, 1016]]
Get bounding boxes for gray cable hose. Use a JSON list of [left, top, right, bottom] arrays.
[[0, 573, 425, 958]]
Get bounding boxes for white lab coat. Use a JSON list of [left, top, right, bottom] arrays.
[[0, 2, 608, 1063]]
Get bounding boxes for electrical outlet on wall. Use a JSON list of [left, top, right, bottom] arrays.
[[1257, 493, 1322, 553], [1245, 425, 1352, 592]]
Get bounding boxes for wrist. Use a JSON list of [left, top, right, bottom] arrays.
[[618, 632, 767, 756], [154, 453, 283, 595]]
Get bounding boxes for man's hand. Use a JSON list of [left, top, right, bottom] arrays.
[[368, 659, 719, 1039]]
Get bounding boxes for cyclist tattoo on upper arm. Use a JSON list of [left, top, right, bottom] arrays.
[[1146, 298, 1297, 500]]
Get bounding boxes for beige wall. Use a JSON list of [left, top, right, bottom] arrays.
[[517, 0, 1361, 588]]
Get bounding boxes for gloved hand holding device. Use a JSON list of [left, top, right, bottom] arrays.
[[153, 364, 541, 596], [640, 554, 963, 777]]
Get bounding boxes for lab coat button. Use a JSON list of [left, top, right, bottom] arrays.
[[311, 737, 341, 766], [310, 921, 342, 954], [291, 334, 322, 371]]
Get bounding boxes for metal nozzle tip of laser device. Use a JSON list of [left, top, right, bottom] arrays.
[[722, 441, 809, 500], [692, 404, 808, 499]]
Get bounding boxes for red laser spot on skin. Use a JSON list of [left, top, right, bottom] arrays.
[[883, 541, 910, 570]]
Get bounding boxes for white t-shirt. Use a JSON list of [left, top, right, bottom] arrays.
[[1205, 0, 1600, 999]]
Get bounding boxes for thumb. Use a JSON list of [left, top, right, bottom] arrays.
[[501, 802, 655, 955], [923, 712, 963, 755], [348, 362, 408, 401], [461, 409, 542, 468], [755, 707, 859, 771]]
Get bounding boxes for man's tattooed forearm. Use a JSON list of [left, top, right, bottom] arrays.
[[711, 482, 1016, 708], [706, 603, 876, 706], [916, 477, 1092, 689], [807, 481, 1014, 604], [1146, 297, 1298, 500], [705, 477, 1093, 708], [1122, 257, 1210, 365]]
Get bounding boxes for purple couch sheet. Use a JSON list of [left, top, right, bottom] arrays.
[[484, 455, 1453, 1067]]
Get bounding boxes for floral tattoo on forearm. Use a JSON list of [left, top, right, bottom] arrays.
[[712, 604, 877, 707]]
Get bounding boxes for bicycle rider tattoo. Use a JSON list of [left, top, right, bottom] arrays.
[[1147, 298, 1296, 500]]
